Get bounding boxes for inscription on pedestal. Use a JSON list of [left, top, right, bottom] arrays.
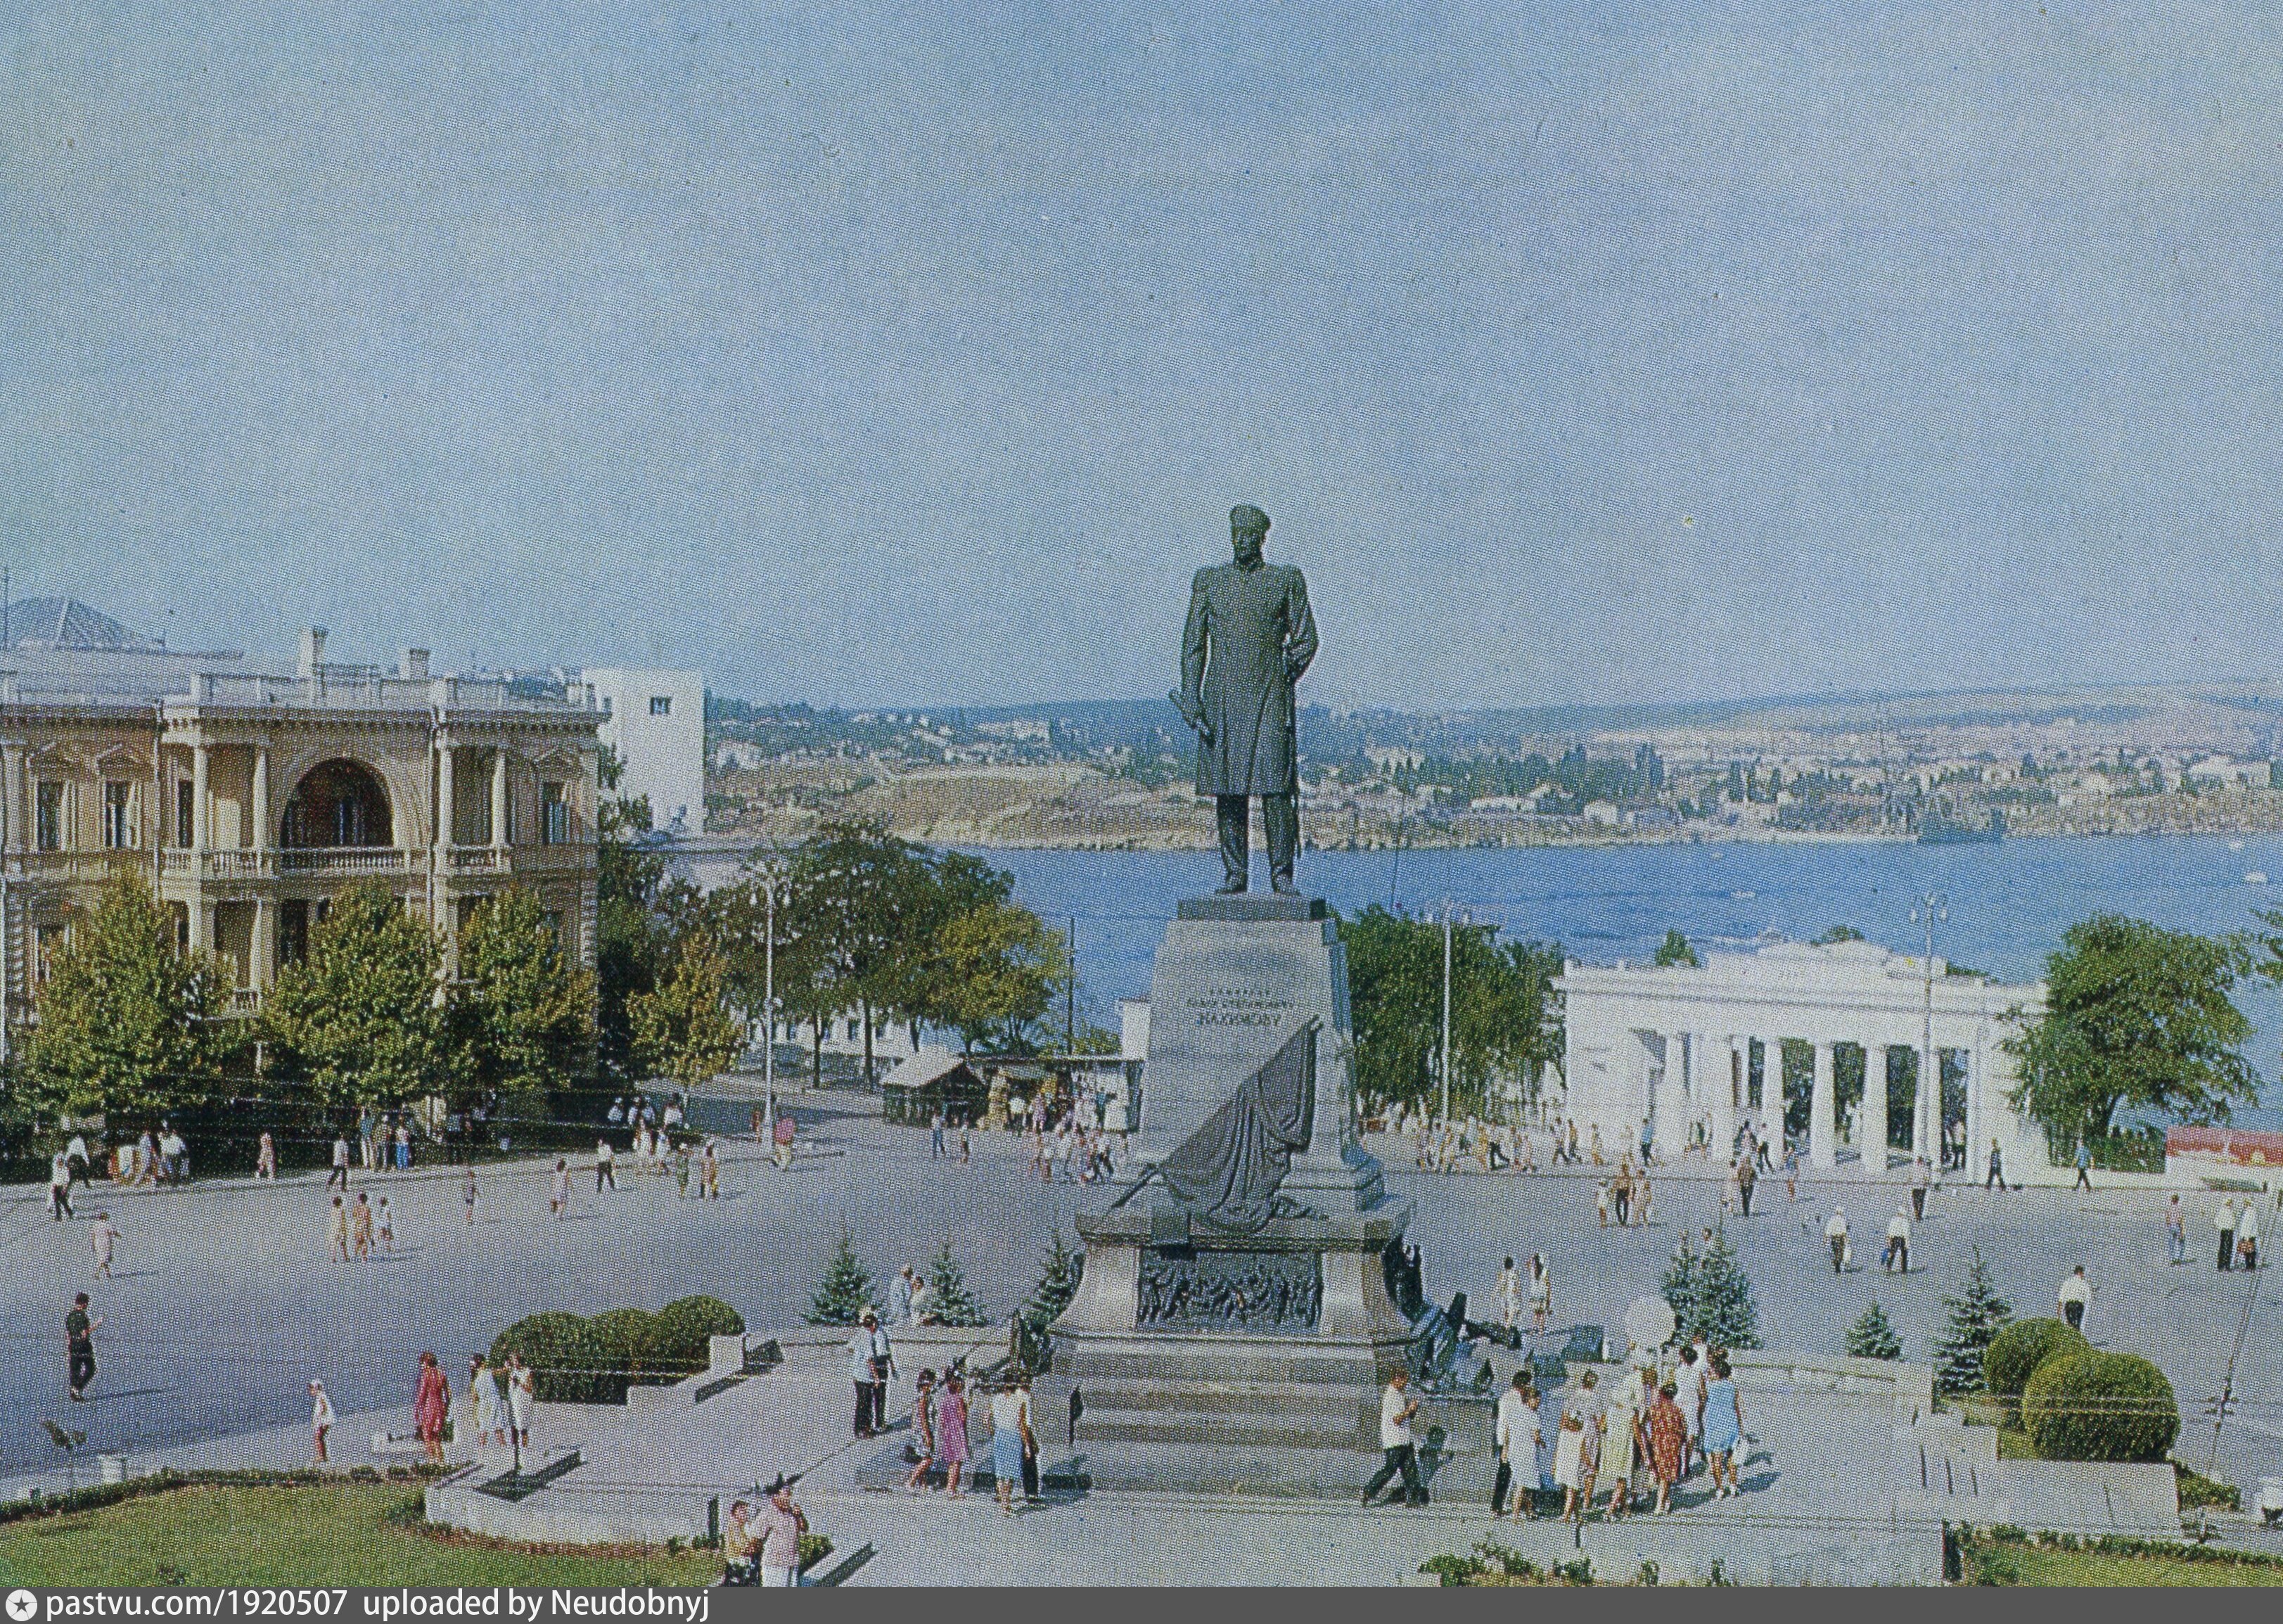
[[1136, 1248, 1323, 1332], [1184, 986, 1298, 1030]]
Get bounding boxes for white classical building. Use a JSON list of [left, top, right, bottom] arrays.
[[1556, 938, 2048, 1177]]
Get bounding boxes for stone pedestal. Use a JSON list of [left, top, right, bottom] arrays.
[[1132, 893, 1383, 1213], [1043, 895, 1417, 1495]]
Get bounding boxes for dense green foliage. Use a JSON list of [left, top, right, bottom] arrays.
[[1021, 1231, 1085, 1337], [806, 1232, 876, 1325], [2007, 914, 2257, 1141], [698, 822, 1071, 1076], [1983, 1317, 2090, 1402], [629, 937, 744, 1090], [1933, 1248, 2014, 1396], [919, 1240, 990, 1327], [1662, 1229, 1760, 1350], [490, 1312, 615, 1405], [1654, 928, 1699, 968], [454, 888, 596, 1101], [1340, 904, 1562, 1113], [2021, 1350, 2180, 1462], [651, 1295, 745, 1374], [23, 874, 233, 1120], [1845, 1303, 1903, 1362], [262, 881, 448, 1109]]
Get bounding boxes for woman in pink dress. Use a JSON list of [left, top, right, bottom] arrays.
[[935, 1372, 971, 1497], [414, 1350, 451, 1464]]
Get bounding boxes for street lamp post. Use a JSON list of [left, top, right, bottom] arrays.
[[1910, 892, 1948, 1163], [1439, 900, 1471, 1124]]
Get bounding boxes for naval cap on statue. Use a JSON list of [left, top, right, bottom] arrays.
[[1229, 503, 1270, 532]]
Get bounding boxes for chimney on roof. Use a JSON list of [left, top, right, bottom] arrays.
[[399, 648, 430, 681], [298, 627, 327, 677]]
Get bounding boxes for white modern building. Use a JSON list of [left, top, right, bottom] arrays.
[[1556, 938, 2047, 1177], [582, 668, 705, 833]]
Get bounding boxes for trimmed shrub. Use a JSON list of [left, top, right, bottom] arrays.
[[1983, 1317, 2089, 1402], [490, 1312, 616, 1405], [651, 1294, 746, 1375], [589, 1307, 663, 1390], [2022, 1351, 2179, 1462]]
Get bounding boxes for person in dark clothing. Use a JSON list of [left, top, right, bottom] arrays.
[[66, 1292, 99, 1401]]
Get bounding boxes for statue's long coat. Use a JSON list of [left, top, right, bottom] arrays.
[[1179, 561, 1317, 798]]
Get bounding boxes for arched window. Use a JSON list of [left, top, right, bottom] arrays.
[[281, 759, 393, 848]]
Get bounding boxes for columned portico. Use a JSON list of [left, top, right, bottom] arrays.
[[1556, 939, 2046, 1182]]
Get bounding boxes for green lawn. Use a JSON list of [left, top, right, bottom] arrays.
[[1974, 1547, 2283, 1587], [0, 1483, 720, 1588]]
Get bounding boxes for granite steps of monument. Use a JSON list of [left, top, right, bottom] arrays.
[[852, 1436, 1495, 1502], [1036, 1372, 1492, 1455]]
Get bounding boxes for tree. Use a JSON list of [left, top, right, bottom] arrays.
[[262, 880, 447, 1111], [920, 1239, 990, 1327], [1846, 1303, 1903, 1362], [933, 901, 1069, 1053], [1932, 1247, 2013, 1396], [594, 773, 706, 1084], [1022, 1230, 1085, 1336], [2008, 914, 2258, 1143], [1341, 905, 1563, 1114], [1654, 929, 1699, 968], [23, 874, 231, 1122], [454, 888, 596, 1101], [806, 1231, 876, 1326], [1815, 925, 1865, 945], [1687, 1231, 1761, 1350], [629, 936, 744, 1091], [784, 820, 933, 1084]]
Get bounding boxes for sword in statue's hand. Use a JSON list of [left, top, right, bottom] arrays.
[[1170, 689, 1212, 750]]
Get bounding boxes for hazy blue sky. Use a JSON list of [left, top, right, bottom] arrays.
[[7, 4, 2283, 710]]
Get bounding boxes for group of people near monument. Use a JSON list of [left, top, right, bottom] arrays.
[[1472, 1336, 1746, 1522]]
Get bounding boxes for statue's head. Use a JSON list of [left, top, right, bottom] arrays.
[[1229, 503, 1270, 566]]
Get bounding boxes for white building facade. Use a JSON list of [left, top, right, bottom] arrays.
[[583, 668, 705, 833], [1556, 939, 2048, 1177]]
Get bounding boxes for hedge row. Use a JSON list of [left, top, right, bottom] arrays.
[[491, 1296, 743, 1405]]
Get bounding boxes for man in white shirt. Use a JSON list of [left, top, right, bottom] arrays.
[[849, 1309, 894, 1438], [2057, 1265, 2092, 1330], [1884, 1206, 1911, 1274], [1497, 1257, 1522, 1334], [1824, 1206, 1849, 1273], [1362, 1369, 1426, 1507], [595, 1137, 617, 1191], [1493, 1373, 1540, 1520], [2217, 1196, 2239, 1272]]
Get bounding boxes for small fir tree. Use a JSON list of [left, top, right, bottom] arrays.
[[1022, 1230, 1085, 1336], [805, 1231, 876, 1326], [1932, 1246, 2013, 1396], [1846, 1302, 1903, 1362], [1688, 1231, 1762, 1350], [921, 1239, 990, 1327]]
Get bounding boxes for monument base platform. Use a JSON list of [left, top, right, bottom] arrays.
[[1048, 1199, 1418, 1464]]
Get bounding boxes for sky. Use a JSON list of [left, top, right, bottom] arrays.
[[6, 3, 2283, 711]]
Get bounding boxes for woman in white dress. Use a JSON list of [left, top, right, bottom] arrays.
[[506, 1353, 536, 1449]]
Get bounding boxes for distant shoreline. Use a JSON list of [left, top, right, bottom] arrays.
[[674, 824, 2283, 859]]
